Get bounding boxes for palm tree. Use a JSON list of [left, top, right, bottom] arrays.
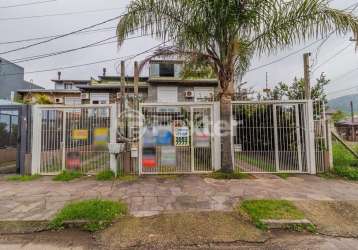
[[117, 0, 358, 173]]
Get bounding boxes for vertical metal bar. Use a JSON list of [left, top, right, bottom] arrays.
[[295, 104, 303, 172], [190, 107, 194, 173], [273, 104, 280, 172], [62, 110, 67, 171]]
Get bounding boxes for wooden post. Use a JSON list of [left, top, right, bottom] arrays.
[[303, 53, 311, 100]]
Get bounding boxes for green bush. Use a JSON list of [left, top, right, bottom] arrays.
[[7, 174, 41, 182], [53, 171, 82, 182], [96, 170, 115, 181], [334, 166, 358, 181], [49, 199, 127, 232]]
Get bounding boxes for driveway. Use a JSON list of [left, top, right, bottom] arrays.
[[1, 174, 358, 221]]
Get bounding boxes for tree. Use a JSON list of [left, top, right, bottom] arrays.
[[331, 110, 346, 123], [270, 73, 329, 102], [117, 0, 358, 173]]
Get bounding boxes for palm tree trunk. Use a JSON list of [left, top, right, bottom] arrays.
[[220, 93, 234, 173]]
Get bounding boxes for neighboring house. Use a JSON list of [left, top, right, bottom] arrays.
[[17, 73, 90, 105], [335, 118, 358, 141], [78, 60, 218, 104], [0, 57, 42, 101], [16, 89, 82, 104]]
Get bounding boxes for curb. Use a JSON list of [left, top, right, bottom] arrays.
[[260, 219, 313, 229], [0, 220, 49, 234], [0, 220, 91, 234]]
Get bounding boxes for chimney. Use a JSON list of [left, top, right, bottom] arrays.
[[103, 68, 106, 77], [57, 71, 61, 80]]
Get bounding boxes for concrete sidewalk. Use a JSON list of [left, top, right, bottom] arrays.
[[1, 175, 358, 220]]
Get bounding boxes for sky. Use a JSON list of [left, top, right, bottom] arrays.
[[0, 0, 357, 100]]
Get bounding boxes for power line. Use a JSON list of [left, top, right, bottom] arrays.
[[247, 38, 325, 73], [0, 7, 124, 21], [0, 41, 169, 77], [313, 42, 353, 72], [0, 14, 124, 55], [0, 0, 56, 9], [0, 26, 116, 45], [10, 34, 148, 64]]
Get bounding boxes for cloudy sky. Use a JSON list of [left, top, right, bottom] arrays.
[[0, 0, 357, 100]]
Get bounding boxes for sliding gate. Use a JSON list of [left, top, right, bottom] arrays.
[[31, 104, 117, 175], [232, 101, 315, 174], [139, 103, 215, 174]]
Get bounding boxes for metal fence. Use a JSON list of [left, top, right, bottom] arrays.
[[139, 103, 215, 174], [31, 104, 117, 175], [232, 100, 316, 173], [313, 100, 331, 173]]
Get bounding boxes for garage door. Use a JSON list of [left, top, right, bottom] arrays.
[[157, 87, 178, 103]]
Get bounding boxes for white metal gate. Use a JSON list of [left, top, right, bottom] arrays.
[[31, 104, 117, 175], [139, 103, 215, 174], [232, 100, 316, 174]]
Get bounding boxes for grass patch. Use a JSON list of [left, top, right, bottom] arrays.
[[49, 199, 127, 232], [53, 171, 82, 182], [239, 200, 305, 230], [96, 170, 115, 181], [208, 171, 250, 180], [6, 174, 41, 182], [334, 166, 358, 181], [333, 142, 358, 168], [117, 174, 139, 182], [275, 173, 293, 179]]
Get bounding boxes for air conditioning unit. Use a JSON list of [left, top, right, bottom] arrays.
[[184, 90, 194, 98], [80, 93, 89, 100], [55, 97, 63, 104]]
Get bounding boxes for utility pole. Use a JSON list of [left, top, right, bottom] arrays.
[[134, 61, 139, 97], [303, 53, 311, 100], [120, 61, 126, 112], [263, 72, 271, 97]]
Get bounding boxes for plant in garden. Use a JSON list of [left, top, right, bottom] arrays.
[[53, 171, 82, 182], [96, 170, 115, 181], [49, 199, 127, 232], [117, 0, 358, 172]]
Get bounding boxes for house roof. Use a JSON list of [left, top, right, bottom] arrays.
[[336, 118, 358, 126], [17, 89, 80, 94], [98, 76, 149, 82], [78, 84, 149, 90], [51, 79, 91, 84], [148, 78, 218, 86]]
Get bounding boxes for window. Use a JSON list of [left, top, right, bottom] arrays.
[[159, 63, 175, 77], [64, 83, 73, 90], [157, 87, 178, 103]]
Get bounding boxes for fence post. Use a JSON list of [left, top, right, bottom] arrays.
[[307, 100, 316, 174], [110, 104, 118, 175], [31, 106, 41, 175], [213, 102, 221, 171], [18, 105, 28, 175], [327, 119, 334, 170]]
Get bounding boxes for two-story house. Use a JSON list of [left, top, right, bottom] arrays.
[[77, 59, 218, 104]]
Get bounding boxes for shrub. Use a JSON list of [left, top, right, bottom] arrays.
[[49, 199, 127, 232], [334, 166, 358, 181]]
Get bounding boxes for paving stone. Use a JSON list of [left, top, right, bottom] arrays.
[[0, 175, 358, 220]]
